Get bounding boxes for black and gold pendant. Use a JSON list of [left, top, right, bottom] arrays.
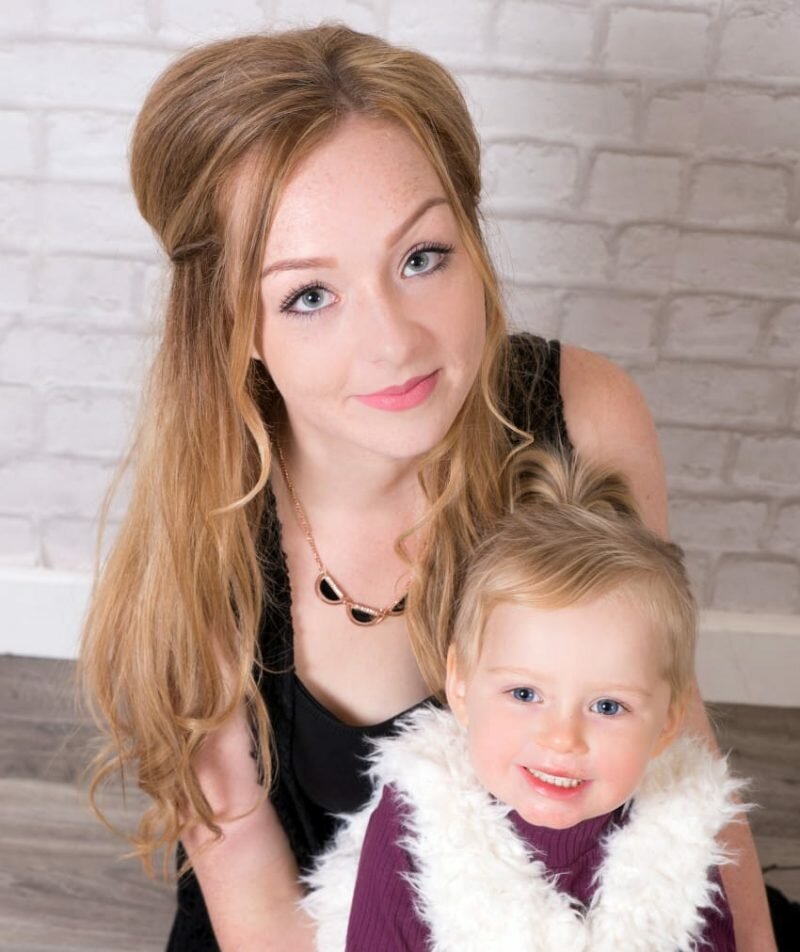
[[314, 572, 406, 627]]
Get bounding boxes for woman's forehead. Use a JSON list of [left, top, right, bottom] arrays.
[[264, 116, 448, 257]]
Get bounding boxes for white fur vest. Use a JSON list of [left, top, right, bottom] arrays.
[[302, 705, 744, 952]]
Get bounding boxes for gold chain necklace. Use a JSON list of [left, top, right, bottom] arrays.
[[275, 441, 407, 627]]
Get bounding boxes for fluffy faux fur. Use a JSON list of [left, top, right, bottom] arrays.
[[302, 705, 745, 952]]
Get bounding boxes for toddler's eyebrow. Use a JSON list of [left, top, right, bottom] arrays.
[[487, 665, 547, 682], [597, 684, 655, 699]]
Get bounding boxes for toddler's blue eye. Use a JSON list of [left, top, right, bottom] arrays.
[[591, 698, 623, 716], [511, 687, 539, 703]]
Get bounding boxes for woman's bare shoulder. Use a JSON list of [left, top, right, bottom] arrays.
[[559, 343, 669, 535]]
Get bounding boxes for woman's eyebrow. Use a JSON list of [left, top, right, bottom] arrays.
[[385, 195, 449, 247], [261, 255, 336, 278], [261, 196, 450, 278]]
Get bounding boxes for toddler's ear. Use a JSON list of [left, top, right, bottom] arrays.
[[445, 645, 469, 727], [651, 699, 686, 758]]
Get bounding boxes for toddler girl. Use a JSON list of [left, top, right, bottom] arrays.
[[304, 450, 742, 951]]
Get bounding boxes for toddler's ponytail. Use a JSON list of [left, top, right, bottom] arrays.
[[507, 444, 640, 524]]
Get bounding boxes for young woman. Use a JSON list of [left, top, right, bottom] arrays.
[[80, 25, 776, 952]]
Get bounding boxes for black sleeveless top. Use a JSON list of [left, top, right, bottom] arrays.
[[166, 334, 570, 951]]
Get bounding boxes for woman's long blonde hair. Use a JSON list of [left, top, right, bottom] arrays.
[[80, 25, 529, 874]]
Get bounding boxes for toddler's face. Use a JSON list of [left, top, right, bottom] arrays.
[[446, 590, 683, 830]]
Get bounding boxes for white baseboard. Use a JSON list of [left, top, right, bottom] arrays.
[[2, 568, 799, 707], [1, 567, 93, 660], [694, 610, 800, 708]]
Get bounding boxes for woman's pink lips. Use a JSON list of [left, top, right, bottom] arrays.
[[355, 371, 439, 411]]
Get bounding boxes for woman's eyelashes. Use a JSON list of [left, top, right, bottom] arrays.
[[277, 241, 455, 315], [401, 242, 454, 278], [279, 283, 336, 316]]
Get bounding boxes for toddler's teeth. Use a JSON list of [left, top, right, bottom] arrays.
[[526, 767, 583, 789]]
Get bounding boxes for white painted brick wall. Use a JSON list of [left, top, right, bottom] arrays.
[[674, 232, 800, 297], [616, 225, 680, 290], [659, 426, 730, 487], [484, 142, 578, 210], [463, 74, 637, 141], [0, 327, 145, 388], [0, 111, 37, 176], [46, 1, 152, 40], [772, 504, 800, 557], [493, 2, 595, 66], [644, 89, 706, 152], [604, 7, 711, 74], [635, 363, 793, 428], [45, 112, 134, 184], [670, 498, 770, 552], [586, 152, 684, 220], [713, 556, 800, 614], [0, 515, 38, 565], [687, 161, 789, 227], [716, 2, 800, 82], [1, 0, 798, 616], [766, 304, 800, 364], [700, 89, 800, 155], [0, 254, 34, 311], [160, 0, 274, 45], [41, 515, 116, 573], [561, 291, 656, 360], [662, 296, 766, 360], [387, 0, 494, 55], [735, 436, 800, 491]]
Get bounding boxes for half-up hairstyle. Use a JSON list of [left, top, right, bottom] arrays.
[[452, 448, 697, 705], [79, 24, 524, 875]]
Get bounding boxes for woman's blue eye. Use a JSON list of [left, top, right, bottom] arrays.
[[591, 698, 623, 716], [281, 285, 334, 314], [401, 244, 452, 278], [510, 687, 539, 703]]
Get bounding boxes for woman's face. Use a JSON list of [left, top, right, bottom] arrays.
[[255, 117, 487, 465]]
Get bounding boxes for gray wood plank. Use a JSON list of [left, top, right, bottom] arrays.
[[0, 778, 174, 952]]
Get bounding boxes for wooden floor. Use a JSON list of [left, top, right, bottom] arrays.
[[2, 656, 799, 951]]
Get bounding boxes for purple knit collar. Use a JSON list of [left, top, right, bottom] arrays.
[[508, 804, 626, 871]]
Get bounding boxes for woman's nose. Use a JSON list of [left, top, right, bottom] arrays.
[[362, 285, 424, 365]]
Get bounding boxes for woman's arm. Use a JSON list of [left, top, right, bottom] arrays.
[[559, 344, 669, 535], [182, 702, 316, 952], [560, 344, 776, 952]]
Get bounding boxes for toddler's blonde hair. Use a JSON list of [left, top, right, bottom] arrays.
[[452, 448, 696, 705]]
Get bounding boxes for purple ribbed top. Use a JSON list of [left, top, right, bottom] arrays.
[[345, 784, 736, 951]]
